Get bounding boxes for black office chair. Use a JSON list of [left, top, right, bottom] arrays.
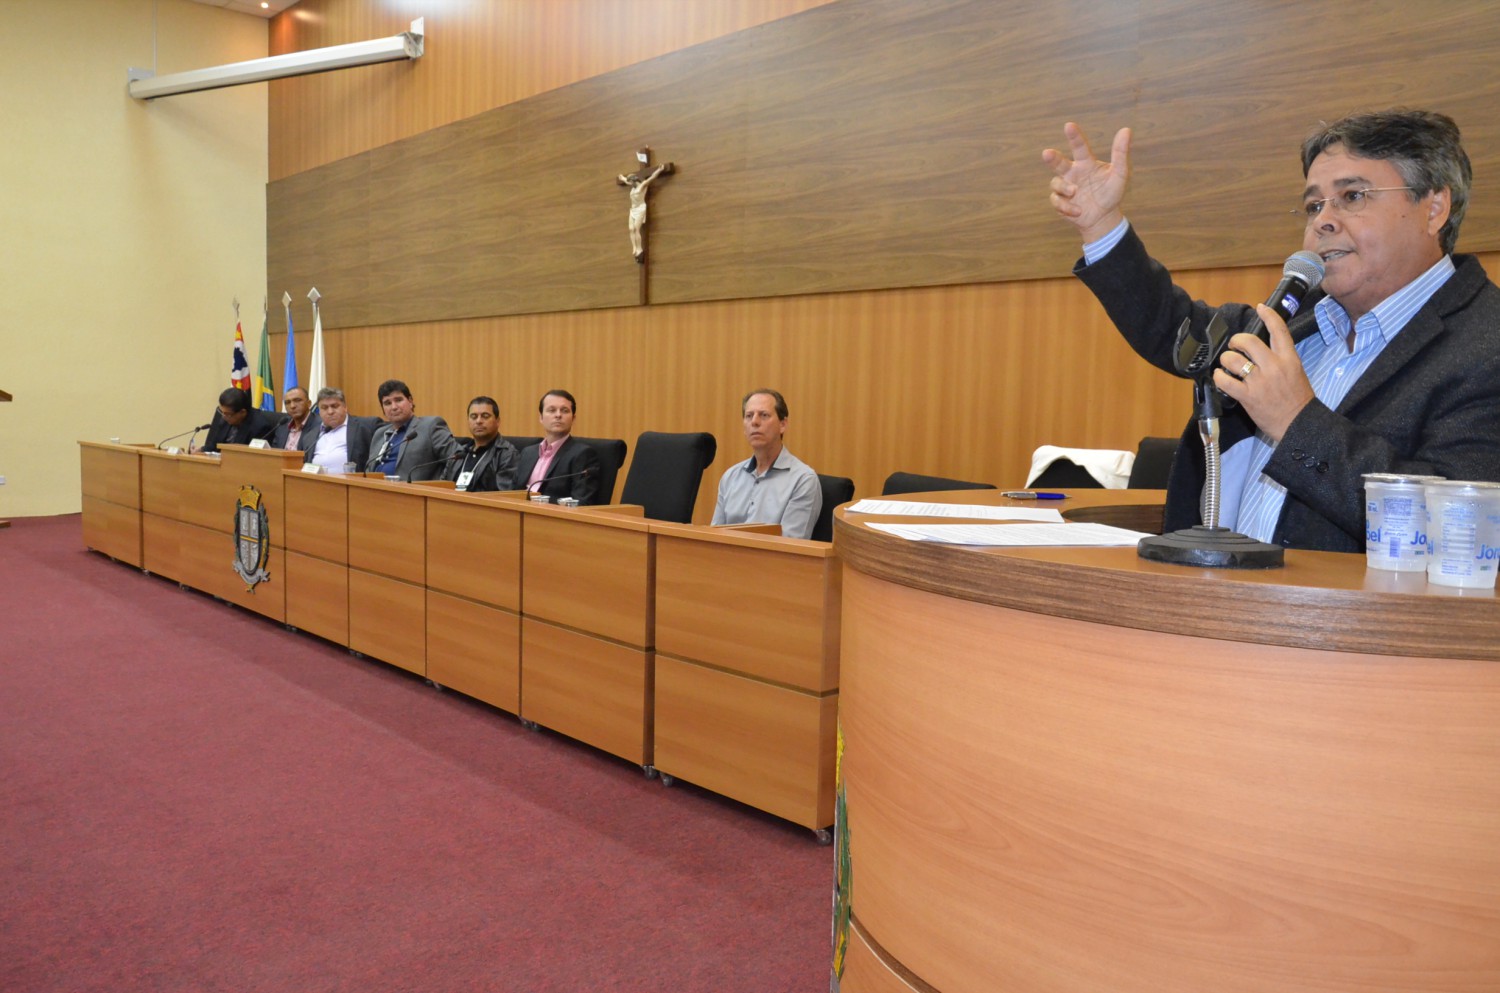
[[618, 432, 717, 523], [573, 436, 628, 503], [1028, 459, 1103, 489], [881, 471, 995, 496], [811, 474, 855, 543], [1128, 436, 1177, 489], [503, 435, 542, 454]]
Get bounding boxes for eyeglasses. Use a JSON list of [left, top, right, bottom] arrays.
[[1293, 186, 1414, 222]]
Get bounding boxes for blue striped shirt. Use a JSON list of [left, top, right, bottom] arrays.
[[1083, 221, 1456, 540]]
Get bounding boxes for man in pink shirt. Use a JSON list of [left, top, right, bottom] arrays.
[[513, 389, 602, 504]]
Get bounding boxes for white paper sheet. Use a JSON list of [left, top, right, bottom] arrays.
[[865, 521, 1150, 547], [846, 499, 1064, 523]]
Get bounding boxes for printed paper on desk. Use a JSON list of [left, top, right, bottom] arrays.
[[846, 499, 1064, 523], [866, 522, 1150, 546]]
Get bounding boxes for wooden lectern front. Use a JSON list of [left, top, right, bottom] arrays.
[[833, 490, 1500, 993]]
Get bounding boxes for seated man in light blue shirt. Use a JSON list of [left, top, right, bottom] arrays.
[[1041, 110, 1500, 552], [711, 389, 822, 540]]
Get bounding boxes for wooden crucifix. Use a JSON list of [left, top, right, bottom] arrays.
[[617, 147, 674, 302]]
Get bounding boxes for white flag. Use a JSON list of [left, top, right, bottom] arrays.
[[307, 287, 326, 399]]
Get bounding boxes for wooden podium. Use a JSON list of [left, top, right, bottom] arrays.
[[832, 491, 1500, 993]]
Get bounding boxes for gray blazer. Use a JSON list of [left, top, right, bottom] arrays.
[[366, 415, 460, 481], [1076, 226, 1500, 552]]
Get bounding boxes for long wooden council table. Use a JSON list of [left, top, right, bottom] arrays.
[[80, 441, 842, 834]]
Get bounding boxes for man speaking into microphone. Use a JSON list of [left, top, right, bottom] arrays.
[[1043, 110, 1500, 552]]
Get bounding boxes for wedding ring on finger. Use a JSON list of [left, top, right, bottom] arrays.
[[1240, 360, 1256, 378]]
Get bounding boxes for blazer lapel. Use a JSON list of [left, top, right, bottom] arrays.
[[1334, 257, 1483, 416]]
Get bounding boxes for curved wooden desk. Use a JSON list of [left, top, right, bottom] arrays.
[[832, 491, 1500, 993]]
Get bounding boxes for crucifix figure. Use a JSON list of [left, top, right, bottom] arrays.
[[617, 148, 674, 264]]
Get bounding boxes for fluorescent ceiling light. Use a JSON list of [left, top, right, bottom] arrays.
[[128, 18, 423, 100]]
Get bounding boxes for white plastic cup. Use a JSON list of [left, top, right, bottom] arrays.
[[1423, 480, 1500, 589], [1362, 473, 1444, 572]]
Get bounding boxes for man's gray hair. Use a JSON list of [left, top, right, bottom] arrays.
[[316, 387, 345, 403]]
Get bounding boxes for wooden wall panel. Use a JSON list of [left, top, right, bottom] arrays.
[[268, 0, 1500, 327], [269, 0, 834, 181], [267, 0, 1500, 523]]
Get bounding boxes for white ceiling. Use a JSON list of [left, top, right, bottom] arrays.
[[187, 0, 299, 19]]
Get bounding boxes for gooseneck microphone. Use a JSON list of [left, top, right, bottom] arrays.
[[159, 424, 212, 450], [1144, 250, 1330, 564], [1172, 250, 1326, 379], [386, 451, 465, 482], [526, 465, 594, 494]]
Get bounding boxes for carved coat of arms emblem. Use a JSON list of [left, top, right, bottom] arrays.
[[232, 484, 271, 591]]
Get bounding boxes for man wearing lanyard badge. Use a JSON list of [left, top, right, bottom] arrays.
[[446, 395, 520, 492]]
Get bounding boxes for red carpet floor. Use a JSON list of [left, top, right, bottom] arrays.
[[0, 515, 833, 992]]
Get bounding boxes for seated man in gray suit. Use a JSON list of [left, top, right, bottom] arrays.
[[444, 395, 520, 492], [305, 387, 379, 474], [365, 379, 460, 481]]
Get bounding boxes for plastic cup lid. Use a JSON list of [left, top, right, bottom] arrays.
[[1423, 479, 1500, 495], [1362, 472, 1446, 485]]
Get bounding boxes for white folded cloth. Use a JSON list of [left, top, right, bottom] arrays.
[[1026, 445, 1135, 489]]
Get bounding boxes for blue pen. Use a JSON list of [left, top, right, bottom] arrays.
[[1001, 490, 1067, 500]]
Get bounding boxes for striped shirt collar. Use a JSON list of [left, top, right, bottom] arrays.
[[1312, 254, 1455, 350]]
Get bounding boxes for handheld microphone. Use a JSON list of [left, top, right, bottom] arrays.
[[158, 424, 212, 449], [1243, 250, 1325, 344]]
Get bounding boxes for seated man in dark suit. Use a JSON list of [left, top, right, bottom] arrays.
[[305, 387, 379, 474], [444, 395, 520, 492], [271, 386, 316, 452], [200, 387, 280, 453], [365, 379, 461, 481], [513, 389, 601, 504]]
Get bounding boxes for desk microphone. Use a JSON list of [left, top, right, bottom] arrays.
[[527, 465, 594, 495], [159, 424, 212, 450], [386, 451, 466, 482]]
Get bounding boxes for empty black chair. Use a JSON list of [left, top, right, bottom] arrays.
[[619, 432, 717, 523], [881, 471, 995, 496], [572, 436, 628, 503], [1028, 459, 1103, 489], [811, 474, 855, 543], [1128, 436, 1177, 489]]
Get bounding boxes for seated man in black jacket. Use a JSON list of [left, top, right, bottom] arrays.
[[199, 387, 281, 453], [445, 396, 520, 492], [513, 389, 601, 504]]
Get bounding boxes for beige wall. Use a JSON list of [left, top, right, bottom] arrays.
[[1, 0, 267, 518]]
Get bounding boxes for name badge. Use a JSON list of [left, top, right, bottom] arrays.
[[248, 438, 270, 449], [456, 471, 475, 491]]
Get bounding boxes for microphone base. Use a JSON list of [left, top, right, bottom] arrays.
[[1137, 526, 1285, 569]]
